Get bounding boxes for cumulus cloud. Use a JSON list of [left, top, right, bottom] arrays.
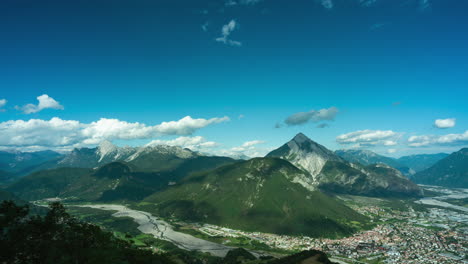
[[336, 129, 400, 146], [215, 20, 242, 46], [17, 94, 64, 114], [285, 107, 338, 126], [408, 131, 468, 147], [152, 116, 229, 136], [387, 148, 397, 154], [215, 140, 267, 158], [434, 118, 456, 129], [383, 140, 397, 146], [146, 136, 219, 151], [0, 116, 229, 150]]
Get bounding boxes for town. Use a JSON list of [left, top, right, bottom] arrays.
[[182, 203, 467, 263]]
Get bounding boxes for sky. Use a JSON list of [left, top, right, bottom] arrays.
[[0, 0, 467, 158]]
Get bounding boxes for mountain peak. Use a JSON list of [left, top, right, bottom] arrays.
[[97, 140, 118, 162], [292, 132, 309, 143], [289, 133, 325, 150], [267, 133, 342, 178], [98, 140, 116, 150]]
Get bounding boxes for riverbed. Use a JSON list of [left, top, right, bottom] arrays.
[[75, 204, 234, 257], [416, 185, 468, 213]]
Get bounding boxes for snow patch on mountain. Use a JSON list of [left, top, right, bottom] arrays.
[[97, 140, 119, 162]]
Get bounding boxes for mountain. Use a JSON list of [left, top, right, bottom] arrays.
[[142, 157, 368, 238], [335, 149, 410, 175], [266, 133, 344, 181], [7, 162, 172, 201], [335, 150, 449, 175], [52, 141, 235, 174], [53, 141, 137, 169], [0, 150, 62, 178], [8, 152, 237, 202], [397, 153, 449, 173], [412, 148, 468, 188], [267, 133, 422, 197], [319, 162, 422, 197]]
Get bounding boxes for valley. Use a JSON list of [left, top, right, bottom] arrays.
[[33, 184, 467, 264], [3, 133, 467, 263]]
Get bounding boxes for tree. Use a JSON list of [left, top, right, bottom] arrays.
[[0, 200, 175, 264]]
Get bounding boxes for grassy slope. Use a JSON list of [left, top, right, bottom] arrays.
[[7, 156, 238, 203]]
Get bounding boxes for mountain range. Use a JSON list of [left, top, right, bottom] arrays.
[[335, 149, 448, 176], [412, 148, 468, 188], [0, 150, 62, 180], [3, 133, 467, 238]]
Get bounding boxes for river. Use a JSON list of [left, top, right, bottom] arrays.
[[75, 204, 234, 257], [416, 185, 468, 213]]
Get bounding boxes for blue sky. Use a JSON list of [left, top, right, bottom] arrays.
[[0, 0, 467, 157]]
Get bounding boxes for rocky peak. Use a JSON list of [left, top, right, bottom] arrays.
[[267, 133, 343, 179]]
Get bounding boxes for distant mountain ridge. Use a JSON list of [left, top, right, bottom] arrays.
[[0, 150, 62, 181], [335, 149, 411, 175], [55, 141, 198, 171], [335, 149, 448, 175], [412, 148, 468, 188], [267, 133, 422, 197], [397, 153, 449, 173]]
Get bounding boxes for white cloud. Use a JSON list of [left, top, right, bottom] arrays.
[[0, 99, 6, 108], [318, 0, 333, 9], [153, 116, 229, 135], [146, 136, 219, 151], [17, 94, 64, 114], [383, 140, 397, 146], [387, 148, 397, 154], [337, 129, 400, 146], [434, 118, 456, 129], [285, 107, 338, 126], [408, 131, 468, 147], [214, 140, 268, 158], [0, 116, 229, 150], [215, 20, 242, 47], [241, 140, 265, 148]]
